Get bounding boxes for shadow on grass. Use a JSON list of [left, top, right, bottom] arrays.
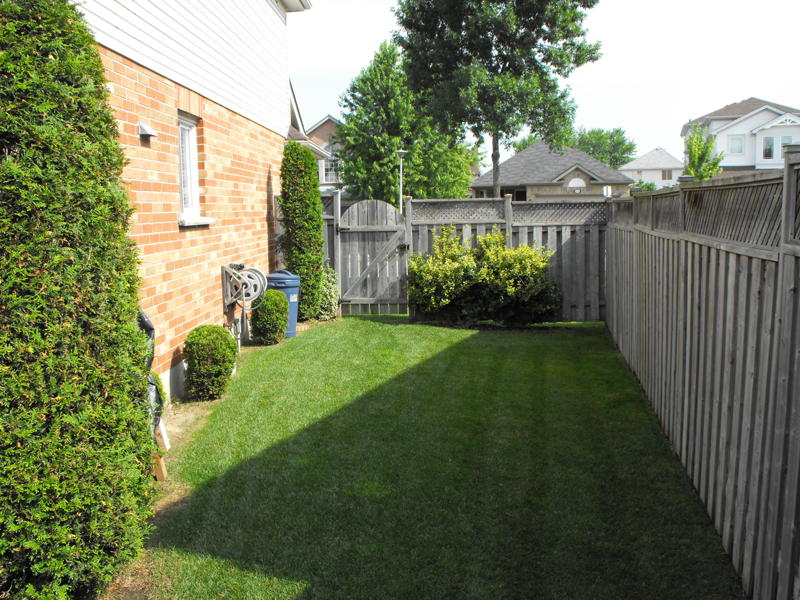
[[151, 325, 744, 600]]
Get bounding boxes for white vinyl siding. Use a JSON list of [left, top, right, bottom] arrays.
[[80, 0, 290, 136], [178, 114, 200, 219]]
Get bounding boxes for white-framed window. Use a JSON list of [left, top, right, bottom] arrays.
[[763, 136, 775, 160], [781, 135, 793, 158], [323, 145, 340, 184], [178, 112, 201, 220], [661, 169, 672, 180], [728, 135, 745, 155]]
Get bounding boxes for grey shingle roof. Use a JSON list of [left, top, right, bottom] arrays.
[[620, 148, 683, 171], [473, 141, 633, 188]]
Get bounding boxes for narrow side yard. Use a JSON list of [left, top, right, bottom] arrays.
[[133, 318, 743, 599]]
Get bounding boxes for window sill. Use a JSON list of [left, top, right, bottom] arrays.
[[178, 215, 216, 228]]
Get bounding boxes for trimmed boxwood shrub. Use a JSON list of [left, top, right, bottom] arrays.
[[251, 289, 289, 344], [317, 265, 340, 321], [0, 1, 155, 598], [184, 325, 238, 402], [279, 141, 325, 320], [408, 227, 561, 326]]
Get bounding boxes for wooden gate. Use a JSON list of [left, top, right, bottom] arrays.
[[332, 197, 408, 315]]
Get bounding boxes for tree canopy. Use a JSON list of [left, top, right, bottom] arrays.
[[336, 42, 478, 204], [511, 127, 636, 169], [570, 127, 636, 169], [395, 0, 600, 197], [684, 124, 723, 180]]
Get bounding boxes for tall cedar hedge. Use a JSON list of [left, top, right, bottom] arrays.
[[278, 141, 324, 320], [0, 2, 154, 598]]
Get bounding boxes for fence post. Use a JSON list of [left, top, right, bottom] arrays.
[[677, 175, 694, 233], [333, 189, 342, 293], [782, 144, 800, 244], [504, 193, 513, 248], [405, 197, 414, 256]]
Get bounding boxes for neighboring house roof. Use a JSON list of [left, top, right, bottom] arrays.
[[307, 114, 344, 136], [620, 148, 683, 171], [681, 97, 800, 136], [472, 141, 633, 188], [288, 81, 330, 159]]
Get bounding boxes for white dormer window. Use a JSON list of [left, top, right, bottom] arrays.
[[728, 135, 744, 155], [567, 177, 586, 193]]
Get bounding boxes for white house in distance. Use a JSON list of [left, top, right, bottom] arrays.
[[681, 97, 800, 171], [619, 148, 684, 188]]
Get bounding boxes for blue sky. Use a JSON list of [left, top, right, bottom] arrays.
[[288, 0, 799, 171]]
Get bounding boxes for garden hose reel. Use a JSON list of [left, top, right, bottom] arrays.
[[221, 263, 268, 311]]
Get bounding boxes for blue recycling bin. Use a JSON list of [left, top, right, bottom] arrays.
[[267, 270, 300, 338]]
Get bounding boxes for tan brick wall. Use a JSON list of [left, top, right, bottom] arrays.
[[99, 47, 284, 388]]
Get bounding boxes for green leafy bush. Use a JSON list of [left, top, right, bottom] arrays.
[[279, 141, 325, 320], [408, 226, 476, 316], [184, 325, 238, 402], [0, 1, 155, 597], [317, 265, 340, 321], [408, 227, 560, 325], [251, 290, 289, 345]]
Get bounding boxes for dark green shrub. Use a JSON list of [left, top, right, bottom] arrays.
[[0, 2, 155, 597], [279, 141, 325, 320], [251, 289, 289, 344], [184, 325, 238, 402], [408, 227, 560, 325], [317, 265, 340, 321]]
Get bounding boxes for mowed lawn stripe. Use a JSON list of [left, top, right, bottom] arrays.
[[145, 317, 744, 600]]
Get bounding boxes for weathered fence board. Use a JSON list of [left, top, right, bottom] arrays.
[[607, 146, 800, 600]]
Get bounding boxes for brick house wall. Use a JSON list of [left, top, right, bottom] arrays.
[[99, 46, 284, 398]]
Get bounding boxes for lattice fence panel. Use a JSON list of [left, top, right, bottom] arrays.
[[411, 200, 504, 223], [636, 196, 652, 227], [652, 193, 681, 232], [611, 200, 633, 225], [684, 181, 782, 247], [512, 201, 607, 225]]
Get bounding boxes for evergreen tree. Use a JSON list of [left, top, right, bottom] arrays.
[[396, 0, 600, 198], [279, 141, 325, 319], [0, 1, 154, 596], [336, 41, 478, 204]]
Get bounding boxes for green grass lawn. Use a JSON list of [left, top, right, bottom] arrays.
[[143, 317, 744, 599]]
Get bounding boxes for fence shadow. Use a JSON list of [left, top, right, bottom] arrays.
[[150, 326, 743, 600]]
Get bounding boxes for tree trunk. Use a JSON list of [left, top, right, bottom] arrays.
[[492, 135, 501, 199]]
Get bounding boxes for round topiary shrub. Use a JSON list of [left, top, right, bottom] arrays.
[[251, 289, 289, 344], [0, 1, 155, 597], [184, 325, 238, 402]]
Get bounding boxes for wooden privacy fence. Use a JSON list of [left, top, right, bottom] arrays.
[[607, 146, 800, 600], [323, 194, 609, 320]]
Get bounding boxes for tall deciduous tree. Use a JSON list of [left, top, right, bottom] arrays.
[[571, 127, 636, 169], [336, 42, 477, 203], [396, 0, 600, 198], [684, 124, 723, 180]]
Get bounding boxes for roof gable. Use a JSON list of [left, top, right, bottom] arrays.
[[712, 105, 785, 135], [307, 114, 343, 136], [752, 112, 800, 133], [681, 97, 800, 136]]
